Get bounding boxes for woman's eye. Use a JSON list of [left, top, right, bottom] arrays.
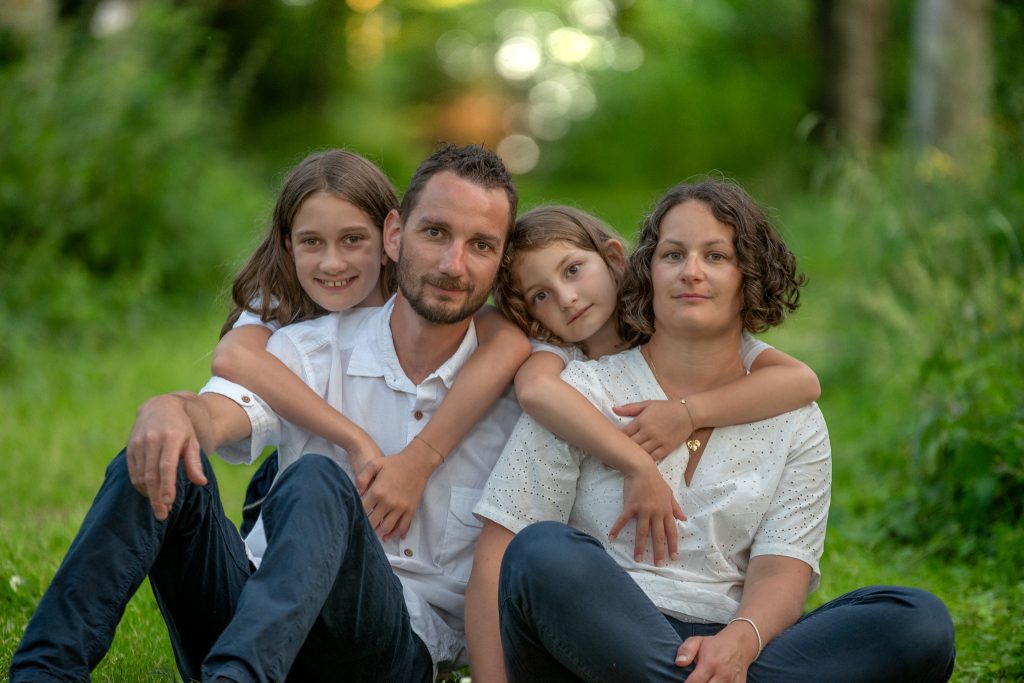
[[664, 251, 681, 261], [707, 252, 726, 262]]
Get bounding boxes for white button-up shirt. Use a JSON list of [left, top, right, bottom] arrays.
[[201, 298, 521, 667], [476, 347, 831, 625]]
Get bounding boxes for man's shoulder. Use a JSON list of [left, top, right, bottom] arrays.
[[272, 307, 380, 352]]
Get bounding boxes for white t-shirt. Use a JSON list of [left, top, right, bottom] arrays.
[[532, 330, 772, 368], [475, 346, 831, 625], [202, 298, 521, 667]]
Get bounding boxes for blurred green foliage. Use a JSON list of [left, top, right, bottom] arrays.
[[0, 3, 265, 365]]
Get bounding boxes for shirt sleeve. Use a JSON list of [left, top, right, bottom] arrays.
[[232, 309, 280, 332], [749, 405, 831, 589], [739, 331, 773, 370], [198, 326, 307, 464], [529, 340, 573, 367]]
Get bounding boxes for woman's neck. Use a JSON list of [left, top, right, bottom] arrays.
[[643, 330, 746, 396]]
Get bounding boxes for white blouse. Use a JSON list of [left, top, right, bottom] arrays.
[[475, 346, 831, 624]]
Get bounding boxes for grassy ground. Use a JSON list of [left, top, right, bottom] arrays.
[[2, 192, 1020, 680]]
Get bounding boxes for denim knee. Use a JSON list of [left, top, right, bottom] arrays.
[[892, 586, 956, 660], [503, 522, 600, 596], [266, 453, 358, 516]]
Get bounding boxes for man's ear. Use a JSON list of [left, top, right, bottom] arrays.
[[383, 209, 402, 263]]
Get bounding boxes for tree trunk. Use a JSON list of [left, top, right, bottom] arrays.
[[909, 0, 993, 173], [818, 0, 890, 151]]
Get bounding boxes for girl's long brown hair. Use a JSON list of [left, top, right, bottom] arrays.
[[220, 150, 398, 338]]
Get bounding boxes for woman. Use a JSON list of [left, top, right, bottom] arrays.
[[465, 178, 955, 682]]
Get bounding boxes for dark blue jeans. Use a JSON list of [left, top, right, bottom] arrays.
[[499, 521, 956, 683], [9, 451, 431, 683]]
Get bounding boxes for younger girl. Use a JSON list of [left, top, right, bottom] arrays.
[[212, 149, 529, 540], [492, 205, 821, 565]]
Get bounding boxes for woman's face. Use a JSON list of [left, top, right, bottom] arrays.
[[286, 191, 386, 311], [650, 200, 743, 338]]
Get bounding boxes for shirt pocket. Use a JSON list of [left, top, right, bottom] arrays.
[[440, 486, 484, 583]]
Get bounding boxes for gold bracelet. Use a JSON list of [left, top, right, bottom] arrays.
[[414, 434, 445, 464], [728, 616, 763, 656], [680, 398, 701, 453]]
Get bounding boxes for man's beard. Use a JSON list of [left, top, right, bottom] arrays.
[[396, 247, 491, 324]]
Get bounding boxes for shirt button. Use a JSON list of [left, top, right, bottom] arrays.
[[241, 395, 251, 404], [403, 548, 414, 557], [413, 410, 423, 420]]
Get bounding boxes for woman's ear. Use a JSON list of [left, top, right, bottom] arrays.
[[383, 209, 402, 263]]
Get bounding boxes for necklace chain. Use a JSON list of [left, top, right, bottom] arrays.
[[642, 343, 701, 453]]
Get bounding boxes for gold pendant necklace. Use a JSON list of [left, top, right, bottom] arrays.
[[642, 343, 701, 453]]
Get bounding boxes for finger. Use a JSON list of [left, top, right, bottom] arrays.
[[633, 516, 650, 562], [356, 461, 382, 496], [672, 498, 688, 522], [651, 446, 668, 461], [157, 438, 180, 509], [676, 636, 702, 668], [144, 435, 163, 512], [621, 420, 639, 437], [638, 438, 659, 455], [183, 436, 207, 486], [665, 512, 678, 560], [377, 508, 401, 538], [396, 512, 413, 540], [361, 488, 378, 514], [126, 439, 146, 494], [650, 515, 666, 566], [612, 401, 646, 416], [608, 509, 633, 541]]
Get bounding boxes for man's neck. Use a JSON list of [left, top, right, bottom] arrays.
[[389, 292, 472, 385]]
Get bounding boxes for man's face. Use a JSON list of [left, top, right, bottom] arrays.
[[385, 171, 511, 324]]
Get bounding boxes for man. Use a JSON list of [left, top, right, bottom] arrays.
[[9, 143, 522, 682]]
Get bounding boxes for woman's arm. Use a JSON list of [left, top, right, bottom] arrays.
[[616, 348, 821, 459], [363, 307, 531, 541], [466, 520, 516, 683], [515, 352, 685, 565], [212, 325, 383, 478], [675, 555, 811, 680]]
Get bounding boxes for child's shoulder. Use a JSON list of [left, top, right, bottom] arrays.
[[274, 307, 381, 351]]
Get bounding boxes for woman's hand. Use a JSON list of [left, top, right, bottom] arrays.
[[675, 621, 760, 683], [609, 460, 686, 565], [614, 399, 694, 461]]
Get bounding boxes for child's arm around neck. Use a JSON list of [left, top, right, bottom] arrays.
[[212, 324, 384, 473]]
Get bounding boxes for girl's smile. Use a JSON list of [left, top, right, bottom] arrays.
[[287, 192, 387, 311]]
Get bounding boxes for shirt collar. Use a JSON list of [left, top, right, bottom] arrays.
[[347, 296, 478, 391]]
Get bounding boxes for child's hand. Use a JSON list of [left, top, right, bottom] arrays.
[[609, 461, 687, 566], [347, 436, 387, 495], [360, 442, 440, 541], [614, 399, 694, 461]]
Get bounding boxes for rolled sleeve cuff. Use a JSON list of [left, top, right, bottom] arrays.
[[200, 376, 277, 464]]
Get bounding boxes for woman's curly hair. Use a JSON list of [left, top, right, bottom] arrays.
[[619, 177, 806, 347]]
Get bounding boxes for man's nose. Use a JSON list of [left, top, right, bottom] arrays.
[[439, 242, 467, 276]]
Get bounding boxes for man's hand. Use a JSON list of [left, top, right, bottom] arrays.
[[675, 621, 760, 683], [609, 460, 686, 566], [614, 399, 694, 460], [360, 442, 440, 541], [126, 393, 208, 521]]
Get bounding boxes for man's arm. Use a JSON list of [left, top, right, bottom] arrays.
[[126, 391, 251, 520]]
